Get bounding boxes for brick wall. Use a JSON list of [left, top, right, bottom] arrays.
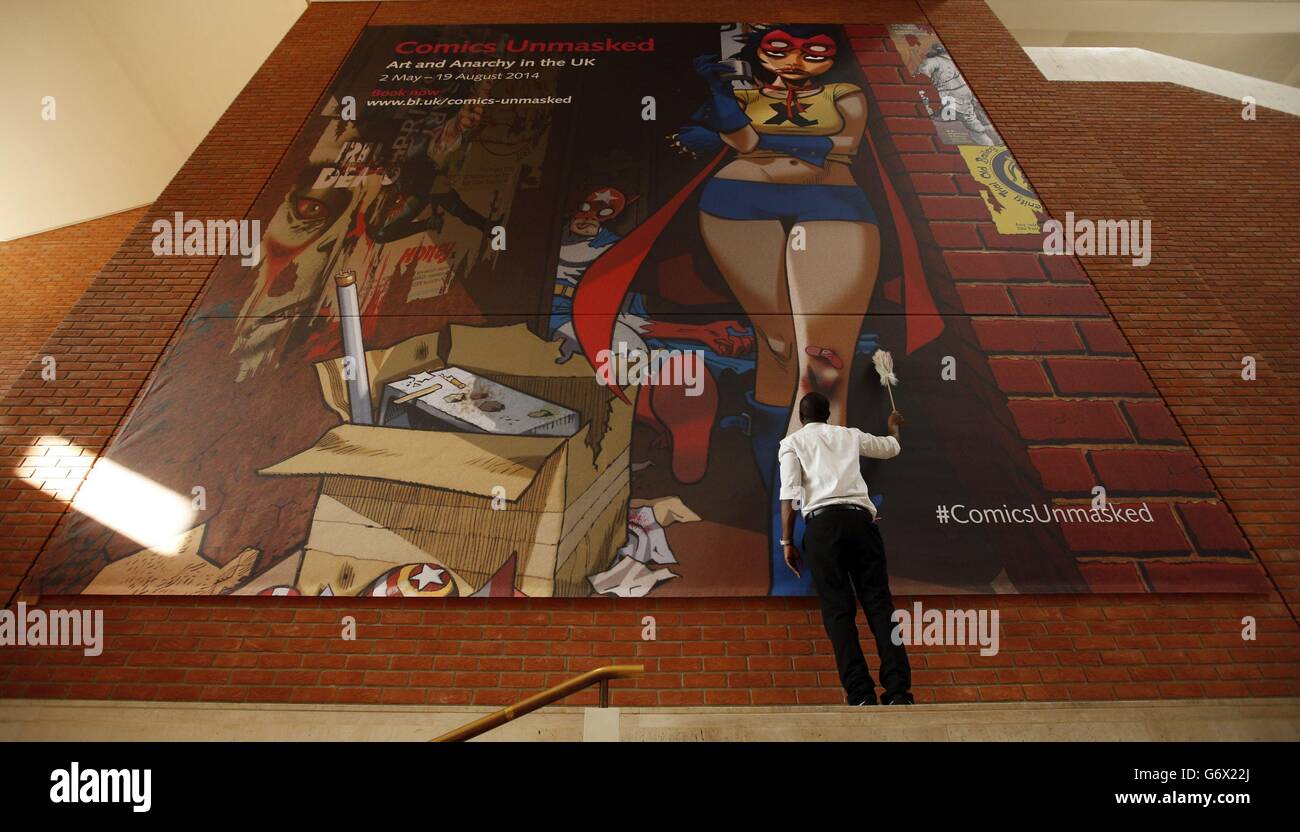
[[0, 207, 148, 402], [1, 0, 1296, 707], [851, 22, 1265, 593]]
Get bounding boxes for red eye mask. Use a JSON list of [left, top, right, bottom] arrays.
[[759, 30, 838, 58], [573, 187, 627, 222]]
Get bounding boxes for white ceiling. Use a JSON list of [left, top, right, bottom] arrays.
[[0, 0, 305, 241]]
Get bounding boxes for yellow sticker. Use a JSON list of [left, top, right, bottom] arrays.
[[959, 145, 1043, 235]]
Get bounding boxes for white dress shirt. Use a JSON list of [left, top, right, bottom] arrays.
[[778, 422, 900, 517]]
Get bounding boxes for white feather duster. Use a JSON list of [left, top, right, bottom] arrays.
[[871, 349, 898, 410]]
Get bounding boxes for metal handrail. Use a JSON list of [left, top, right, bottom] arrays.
[[431, 664, 645, 742]]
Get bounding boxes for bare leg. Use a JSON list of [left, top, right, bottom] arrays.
[[699, 214, 797, 408], [786, 221, 881, 427]]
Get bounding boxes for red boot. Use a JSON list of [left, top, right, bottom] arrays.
[[645, 355, 717, 484]]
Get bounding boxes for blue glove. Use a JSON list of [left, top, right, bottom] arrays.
[[856, 331, 880, 357], [676, 125, 725, 155], [756, 134, 834, 167], [690, 103, 717, 126], [693, 54, 750, 133]]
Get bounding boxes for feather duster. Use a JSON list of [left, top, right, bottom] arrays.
[[871, 349, 898, 410]]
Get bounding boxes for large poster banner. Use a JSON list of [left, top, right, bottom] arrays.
[[28, 23, 1268, 597]]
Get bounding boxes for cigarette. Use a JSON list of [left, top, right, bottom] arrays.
[[335, 271, 373, 425], [391, 383, 443, 406]]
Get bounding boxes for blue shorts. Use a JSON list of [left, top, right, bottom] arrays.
[[699, 178, 878, 224]]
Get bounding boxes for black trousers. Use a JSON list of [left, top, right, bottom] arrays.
[[803, 506, 911, 704]]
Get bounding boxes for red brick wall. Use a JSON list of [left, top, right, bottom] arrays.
[[1, 0, 1296, 707], [852, 21, 1264, 593], [0, 208, 148, 402]]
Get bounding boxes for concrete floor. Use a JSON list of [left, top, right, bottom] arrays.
[[2, 697, 1298, 741]]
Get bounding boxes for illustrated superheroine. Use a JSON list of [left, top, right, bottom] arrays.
[[574, 24, 940, 595], [683, 26, 880, 594]]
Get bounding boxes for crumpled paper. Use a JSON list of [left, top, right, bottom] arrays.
[[588, 495, 699, 596], [588, 557, 678, 597]]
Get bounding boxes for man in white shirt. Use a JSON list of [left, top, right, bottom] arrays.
[[778, 392, 913, 706]]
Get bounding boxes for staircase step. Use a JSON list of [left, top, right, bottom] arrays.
[[3, 697, 1297, 741]]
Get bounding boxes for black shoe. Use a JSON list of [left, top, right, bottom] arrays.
[[882, 692, 914, 705], [851, 697, 878, 706]]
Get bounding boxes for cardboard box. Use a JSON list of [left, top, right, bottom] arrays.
[[260, 323, 632, 597]]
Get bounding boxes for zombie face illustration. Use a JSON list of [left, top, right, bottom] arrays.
[[231, 167, 356, 380]]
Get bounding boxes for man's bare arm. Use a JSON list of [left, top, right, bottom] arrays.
[[780, 499, 801, 578]]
